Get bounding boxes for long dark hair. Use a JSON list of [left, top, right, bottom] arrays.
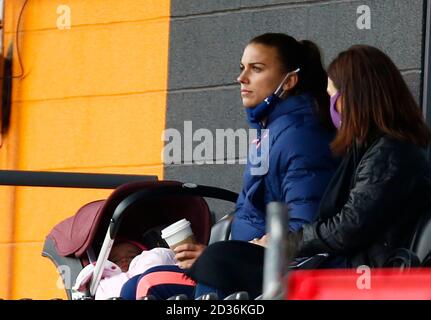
[[250, 33, 332, 130], [327, 45, 430, 155]]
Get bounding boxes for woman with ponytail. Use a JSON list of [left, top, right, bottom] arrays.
[[228, 33, 337, 243]]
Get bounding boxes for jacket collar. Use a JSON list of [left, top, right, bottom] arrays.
[[247, 93, 315, 129], [267, 93, 314, 125]]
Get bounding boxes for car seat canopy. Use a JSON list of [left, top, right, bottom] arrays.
[[47, 200, 106, 257], [46, 181, 213, 258]]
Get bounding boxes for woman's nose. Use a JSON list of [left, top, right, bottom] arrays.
[[237, 70, 248, 84]]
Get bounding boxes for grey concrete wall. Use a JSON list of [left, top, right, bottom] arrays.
[[165, 0, 425, 218]]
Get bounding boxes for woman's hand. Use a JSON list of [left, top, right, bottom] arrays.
[[249, 234, 269, 247], [173, 243, 207, 269]]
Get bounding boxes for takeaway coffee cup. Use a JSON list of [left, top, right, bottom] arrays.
[[161, 218, 196, 250]]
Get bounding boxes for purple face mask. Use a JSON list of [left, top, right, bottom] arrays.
[[330, 92, 342, 130]]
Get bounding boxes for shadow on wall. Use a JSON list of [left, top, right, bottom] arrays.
[[0, 44, 13, 147]]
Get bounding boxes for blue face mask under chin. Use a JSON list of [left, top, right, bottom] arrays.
[[245, 68, 300, 125]]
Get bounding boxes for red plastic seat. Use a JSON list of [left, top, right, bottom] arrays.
[[286, 268, 431, 300]]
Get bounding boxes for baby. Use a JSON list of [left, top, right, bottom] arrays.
[[109, 241, 144, 272], [74, 239, 176, 299]]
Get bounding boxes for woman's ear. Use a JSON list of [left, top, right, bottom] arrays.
[[282, 73, 298, 92]]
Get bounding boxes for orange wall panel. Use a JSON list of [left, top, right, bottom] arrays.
[[4, 0, 170, 33], [11, 242, 67, 300], [13, 187, 111, 242], [14, 21, 169, 101], [0, 244, 13, 298], [0, 0, 170, 299], [0, 187, 16, 243], [17, 93, 166, 170]]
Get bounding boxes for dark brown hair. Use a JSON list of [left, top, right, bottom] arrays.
[[250, 33, 333, 131], [328, 45, 430, 154]]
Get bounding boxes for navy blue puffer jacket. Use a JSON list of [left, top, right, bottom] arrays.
[[231, 93, 338, 241]]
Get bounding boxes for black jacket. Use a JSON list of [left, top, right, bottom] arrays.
[[297, 135, 431, 267]]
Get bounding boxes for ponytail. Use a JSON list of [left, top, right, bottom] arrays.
[[298, 40, 332, 131]]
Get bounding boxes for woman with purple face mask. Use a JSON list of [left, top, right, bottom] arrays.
[[289, 45, 431, 269]]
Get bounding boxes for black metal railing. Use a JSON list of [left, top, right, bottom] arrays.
[[0, 170, 158, 189]]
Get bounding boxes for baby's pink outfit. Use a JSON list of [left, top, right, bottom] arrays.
[[74, 247, 176, 300]]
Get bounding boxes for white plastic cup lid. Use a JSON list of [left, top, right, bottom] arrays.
[[161, 218, 192, 240]]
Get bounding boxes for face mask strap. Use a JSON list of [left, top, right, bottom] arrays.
[[274, 68, 301, 98]]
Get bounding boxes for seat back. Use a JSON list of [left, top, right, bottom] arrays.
[[409, 209, 431, 263], [208, 213, 234, 245], [422, 252, 431, 267], [41, 237, 85, 300], [383, 248, 421, 269]]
